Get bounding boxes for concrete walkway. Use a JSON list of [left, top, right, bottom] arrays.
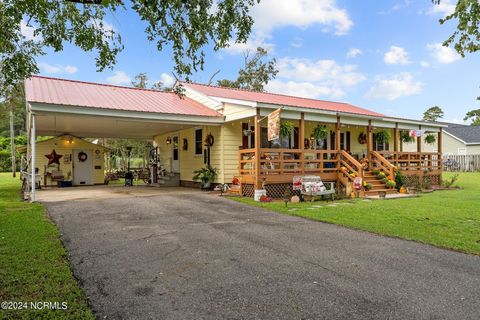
[[43, 192, 480, 320]]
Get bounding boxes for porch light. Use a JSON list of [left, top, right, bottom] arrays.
[[166, 136, 172, 144]]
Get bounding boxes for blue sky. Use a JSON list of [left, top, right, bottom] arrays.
[[26, 0, 479, 123]]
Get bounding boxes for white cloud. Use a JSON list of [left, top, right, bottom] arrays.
[[225, 0, 352, 55], [20, 20, 41, 41], [159, 73, 175, 87], [427, 0, 455, 17], [290, 37, 303, 48], [420, 61, 430, 67], [106, 71, 131, 85], [38, 62, 78, 75], [346, 48, 362, 59], [266, 80, 345, 99], [427, 42, 461, 64], [384, 46, 410, 65], [365, 72, 423, 100], [252, 0, 352, 36], [264, 56, 366, 99]]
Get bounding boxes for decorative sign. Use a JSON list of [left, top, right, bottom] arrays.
[[293, 176, 303, 190], [45, 149, 63, 165], [409, 130, 425, 137], [267, 108, 282, 141], [353, 177, 363, 190]]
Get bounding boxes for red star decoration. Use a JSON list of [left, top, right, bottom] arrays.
[[45, 149, 63, 165]]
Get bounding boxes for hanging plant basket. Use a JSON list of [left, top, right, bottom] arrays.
[[424, 133, 437, 145], [400, 131, 415, 143], [375, 130, 391, 144], [280, 121, 294, 137], [312, 125, 328, 141]]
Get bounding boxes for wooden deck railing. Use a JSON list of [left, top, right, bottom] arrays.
[[378, 151, 442, 175], [371, 151, 396, 179]]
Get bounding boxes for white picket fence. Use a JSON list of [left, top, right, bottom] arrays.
[[442, 154, 480, 172]]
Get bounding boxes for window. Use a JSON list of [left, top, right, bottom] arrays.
[[194, 128, 203, 155]]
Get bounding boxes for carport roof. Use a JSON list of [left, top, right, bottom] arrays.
[[25, 76, 222, 117]]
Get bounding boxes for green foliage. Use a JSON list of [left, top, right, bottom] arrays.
[[377, 172, 386, 179], [217, 47, 278, 91], [442, 173, 460, 188], [422, 106, 444, 122], [381, 177, 389, 184], [0, 83, 26, 136], [279, 121, 294, 137], [395, 171, 406, 191], [371, 169, 380, 175], [105, 138, 153, 170], [0, 135, 27, 172], [312, 125, 328, 141], [192, 166, 218, 186], [386, 179, 396, 188], [0, 173, 95, 319], [0, 0, 258, 95], [374, 130, 391, 144], [132, 72, 173, 91], [400, 131, 415, 143], [464, 109, 480, 125], [424, 134, 437, 145], [434, 0, 480, 57]]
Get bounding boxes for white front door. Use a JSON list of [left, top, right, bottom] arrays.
[[171, 135, 179, 173], [73, 149, 93, 185]]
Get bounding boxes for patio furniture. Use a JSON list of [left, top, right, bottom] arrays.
[[300, 175, 336, 201]]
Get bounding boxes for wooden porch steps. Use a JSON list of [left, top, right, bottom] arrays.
[[363, 170, 399, 196]]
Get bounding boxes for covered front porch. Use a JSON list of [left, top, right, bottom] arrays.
[[237, 108, 444, 198]]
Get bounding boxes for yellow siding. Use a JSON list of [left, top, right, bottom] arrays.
[[33, 136, 107, 185]]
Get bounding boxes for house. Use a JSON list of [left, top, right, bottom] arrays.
[[24, 76, 445, 200], [18, 135, 109, 187]]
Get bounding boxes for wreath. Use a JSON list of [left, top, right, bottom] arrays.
[[358, 132, 367, 144], [78, 151, 88, 162], [204, 133, 214, 147]]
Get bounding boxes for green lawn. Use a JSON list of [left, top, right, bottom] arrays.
[[232, 172, 480, 255], [0, 173, 94, 319]]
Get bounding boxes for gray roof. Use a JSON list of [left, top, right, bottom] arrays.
[[443, 123, 480, 144]]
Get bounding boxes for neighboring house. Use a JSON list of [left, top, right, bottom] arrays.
[[402, 122, 480, 155], [24, 76, 445, 199]]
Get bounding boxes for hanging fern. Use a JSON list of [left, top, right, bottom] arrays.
[[400, 131, 415, 143], [280, 121, 294, 137], [424, 133, 437, 145], [375, 129, 391, 144], [312, 125, 328, 141]]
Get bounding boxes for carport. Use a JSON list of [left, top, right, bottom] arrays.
[[24, 76, 224, 201]]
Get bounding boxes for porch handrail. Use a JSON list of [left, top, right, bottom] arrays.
[[377, 151, 441, 175], [371, 151, 396, 179], [339, 150, 364, 180]]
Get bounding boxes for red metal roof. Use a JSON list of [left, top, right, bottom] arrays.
[[183, 82, 384, 117], [25, 76, 222, 117]]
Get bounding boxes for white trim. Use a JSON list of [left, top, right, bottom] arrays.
[[180, 85, 223, 110], [29, 102, 225, 124], [210, 96, 258, 108]]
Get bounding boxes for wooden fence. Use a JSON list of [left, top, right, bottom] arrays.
[[442, 154, 480, 172]]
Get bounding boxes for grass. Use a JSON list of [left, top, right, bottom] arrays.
[[0, 173, 95, 319], [231, 172, 480, 255]]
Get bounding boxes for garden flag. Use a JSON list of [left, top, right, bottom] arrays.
[[267, 108, 282, 141], [409, 130, 425, 137]]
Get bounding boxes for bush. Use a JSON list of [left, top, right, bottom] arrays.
[[386, 180, 396, 188], [381, 177, 389, 184], [442, 174, 459, 188], [395, 171, 406, 191]]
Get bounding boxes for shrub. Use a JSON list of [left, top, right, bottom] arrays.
[[381, 177, 389, 184], [386, 180, 396, 188], [371, 169, 380, 175], [394, 171, 406, 191], [442, 174, 459, 188]]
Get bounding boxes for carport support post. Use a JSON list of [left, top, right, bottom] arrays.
[[417, 125, 422, 153], [254, 108, 261, 190], [299, 113, 305, 175], [366, 120, 373, 162], [30, 113, 36, 202], [393, 123, 399, 163]]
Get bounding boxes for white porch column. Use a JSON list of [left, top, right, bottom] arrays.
[[30, 113, 36, 202]]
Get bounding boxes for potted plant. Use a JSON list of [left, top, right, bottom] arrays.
[[192, 166, 218, 189], [424, 134, 436, 145], [400, 131, 415, 143], [377, 172, 386, 179], [280, 121, 294, 137], [375, 130, 391, 144], [363, 182, 373, 191], [312, 125, 328, 141], [386, 179, 396, 188]]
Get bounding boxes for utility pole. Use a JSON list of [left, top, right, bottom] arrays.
[[10, 110, 16, 177]]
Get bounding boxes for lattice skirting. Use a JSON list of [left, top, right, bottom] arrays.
[[403, 174, 441, 189], [242, 183, 301, 199]]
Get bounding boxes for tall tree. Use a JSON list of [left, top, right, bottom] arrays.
[[0, 0, 258, 96], [217, 47, 278, 91], [422, 106, 444, 122], [0, 84, 25, 136], [464, 109, 480, 125]]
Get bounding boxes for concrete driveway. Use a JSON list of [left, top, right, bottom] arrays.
[[43, 192, 480, 320]]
